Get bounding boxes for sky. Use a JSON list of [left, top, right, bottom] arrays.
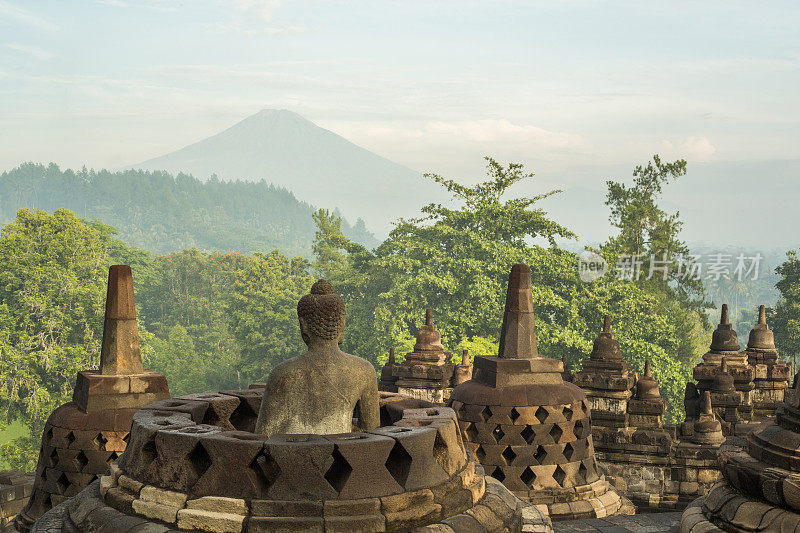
[[0, 1, 798, 248]]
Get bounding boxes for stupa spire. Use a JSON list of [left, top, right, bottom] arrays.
[[99, 265, 143, 376], [498, 264, 538, 359]]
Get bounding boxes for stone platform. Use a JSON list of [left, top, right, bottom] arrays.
[[0, 472, 34, 528], [554, 512, 681, 533], [31, 391, 552, 532]]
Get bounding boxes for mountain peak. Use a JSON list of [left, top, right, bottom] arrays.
[[128, 110, 446, 236]]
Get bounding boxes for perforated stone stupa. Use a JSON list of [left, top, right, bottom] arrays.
[[449, 264, 630, 521], [14, 266, 170, 531], [387, 308, 472, 403]]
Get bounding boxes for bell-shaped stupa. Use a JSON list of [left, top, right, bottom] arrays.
[[383, 308, 472, 403], [378, 348, 399, 393], [573, 316, 636, 429], [14, 266, 170, 531], [745, 305, 791, 420], [450, 264, 630, 520], [691, 305, 755, 433]]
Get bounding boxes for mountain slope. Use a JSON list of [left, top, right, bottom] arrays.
[[128, 110, 447, 235], [0, 163, 377, 257]]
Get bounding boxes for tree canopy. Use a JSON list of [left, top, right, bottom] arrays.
[[0, 163, 376, 258]]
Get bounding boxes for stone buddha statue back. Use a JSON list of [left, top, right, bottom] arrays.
[[254, 280, 380, 436]]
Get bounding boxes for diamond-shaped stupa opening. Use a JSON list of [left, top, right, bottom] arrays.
[[534, 445, 546, 464], [93, 432, 109, 451], [563, 442, 574, 461], [502, 446, 517, 465], [481, 406, 493, 422], [48, 448, 59, 468], [56, 472, 70, 494], [475, 445, 487, 462], [549, 424, 563, 443], [521, 425, 535, 445], [491, 466, 506, 483], [249, 452, 280, 495], [75, 451, 89, 471], [385, 441, 412, 487], [492, 425, 505, 443], [186, 442, 212, 480], [521, 466, 535, 486], [509, 407, 520, 422], [553, 465, 567, 487], [535, 406, 548, 424], [325, 448, 353, 493]]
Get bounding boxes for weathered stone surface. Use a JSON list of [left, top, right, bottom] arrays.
[[255, 280, 380, 436], [452, 264, 624, 520], [176, 508, 246, 533], [185, 496, 247, 515]]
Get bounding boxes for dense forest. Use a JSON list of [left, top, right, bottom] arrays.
[[0, 163, 377, 257], [1, 156, 798, 472]]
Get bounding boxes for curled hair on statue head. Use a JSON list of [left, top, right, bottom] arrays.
[[297, 280, 345, 341]]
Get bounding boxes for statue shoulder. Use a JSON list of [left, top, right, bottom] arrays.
[[340, 351, 377, 375], [265, 355, 303, 383]]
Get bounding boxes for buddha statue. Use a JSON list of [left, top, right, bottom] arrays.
[[254, 279, 380, 436]]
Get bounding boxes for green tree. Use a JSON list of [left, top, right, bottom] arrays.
[[227, 251, 315, 383], [603, 155, 707, 319], [313, 158, 695, 422], [773, 250, 800, 368], [0, 209, 148, 470]]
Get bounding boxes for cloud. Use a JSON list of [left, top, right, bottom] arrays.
[[4, 43, 53, 60], [657, 137, 717, 162], [220, 0, 306, 35], [212, 21, 306, 36], [93, 0, 179, 12], [232, 0, 286, 22], [329, 119, 591, 154], [0, 1, 54, 30]]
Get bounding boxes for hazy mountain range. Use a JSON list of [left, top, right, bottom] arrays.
[[128, 109, 447, 236]]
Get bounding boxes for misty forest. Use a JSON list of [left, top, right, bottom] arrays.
[[0, 151, 796, 472]]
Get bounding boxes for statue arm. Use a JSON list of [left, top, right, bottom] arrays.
[[255, 372, 284, 436], [357, 372, 381, 431]]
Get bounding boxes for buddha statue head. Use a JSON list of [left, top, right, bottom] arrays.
[[297, 279, 346, 346]]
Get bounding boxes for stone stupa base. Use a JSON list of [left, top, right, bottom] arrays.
[[30, 391, 553, 533], [32, 470, 553, 533], [681, 481, 800, 533], [521, 477, 635, 521], [680, 435, 800, 532]]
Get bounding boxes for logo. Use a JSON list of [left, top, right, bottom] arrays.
[[578, 251, 607, 282]]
